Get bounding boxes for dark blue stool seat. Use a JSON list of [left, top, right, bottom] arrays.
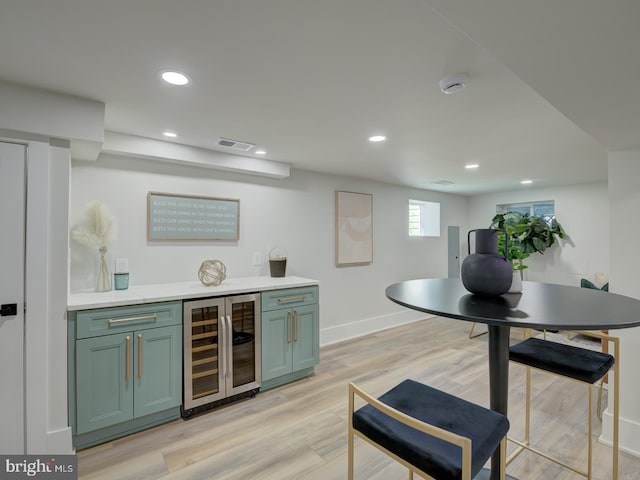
[[509, 337, 614, 383], [351, 379, 509, 479]]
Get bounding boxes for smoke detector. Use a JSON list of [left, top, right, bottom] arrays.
[[217, 137, 255, 152], [439, 73, 469, 95]]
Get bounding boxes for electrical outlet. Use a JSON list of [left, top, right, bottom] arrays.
[[252, 252, 263, 266]]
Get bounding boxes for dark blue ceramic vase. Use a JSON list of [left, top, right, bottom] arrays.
[[461, 229, 512, 296]]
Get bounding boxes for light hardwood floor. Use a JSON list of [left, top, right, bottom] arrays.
[[77, 317, 640, 479]]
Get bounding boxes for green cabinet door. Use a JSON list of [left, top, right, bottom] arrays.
[[261, 309, 293, 381], [134, 325, 182, 418], [76, 333, 134, 434], [292, 304, 319, 372]]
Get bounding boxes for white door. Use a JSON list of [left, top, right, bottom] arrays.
[[447, 226, 460, 278], [0, 141, 26, 453]]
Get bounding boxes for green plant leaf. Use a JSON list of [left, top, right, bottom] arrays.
[[489, 211, 566, 268], [532, 237, 546, 252]]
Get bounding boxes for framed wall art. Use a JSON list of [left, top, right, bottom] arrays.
[[335, 190, 373, 266], [147, 191, 239, 241]]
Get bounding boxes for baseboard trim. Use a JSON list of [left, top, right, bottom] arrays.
[[320, 310, 431, 347], [260, 368, 316, 391], [46, 426, 74, 454], [600, 407, 640, 458], [73, 407, 181, 450]]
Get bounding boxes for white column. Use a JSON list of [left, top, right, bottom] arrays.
[[604, 151, 640, 456], [24, 140, 73, 454]]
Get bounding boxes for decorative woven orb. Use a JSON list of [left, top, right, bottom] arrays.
[[198, 259, 227, 286]]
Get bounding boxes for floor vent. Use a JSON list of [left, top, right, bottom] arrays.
[[217, 137, 255, 152]]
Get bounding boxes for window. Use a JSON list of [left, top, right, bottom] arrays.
[[409, 199, 440, 237], [497, 200, 555, 224]]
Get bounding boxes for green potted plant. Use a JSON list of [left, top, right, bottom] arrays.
[[490, 211, 566, 291]]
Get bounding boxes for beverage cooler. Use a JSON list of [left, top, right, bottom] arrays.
[[182, 293, 261, 417]]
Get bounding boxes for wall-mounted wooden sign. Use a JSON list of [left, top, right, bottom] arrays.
[[147, 192, 239, 241]]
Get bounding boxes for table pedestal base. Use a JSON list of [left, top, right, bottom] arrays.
[[474, 468, 518, 480]]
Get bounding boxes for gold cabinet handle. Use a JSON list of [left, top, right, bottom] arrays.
[[138, 334, 143, 378], [277, 295, 305, 304], [125, 336, 131, 382], [109, 314, 157, 326], [288, 311, 292, 343], [295, 311, 299, 342]]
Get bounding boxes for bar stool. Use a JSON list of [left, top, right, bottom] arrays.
[[348, 379, 510, 479], [507, 331, 619, 479]]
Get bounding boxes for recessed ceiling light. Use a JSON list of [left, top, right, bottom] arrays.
[[521, 179, 533, 185], [160, 70, 190, 86], [369, 135, 386, 142], [465, 164, 479, 169], [162, 131, 178, 138], [255, 149, 266, 155]]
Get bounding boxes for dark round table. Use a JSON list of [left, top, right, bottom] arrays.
[[385, 278, 640, 480]]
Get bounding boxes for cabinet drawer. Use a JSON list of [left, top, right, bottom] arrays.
[[261, 286, 318, 312], [76, 301, 182, 339]]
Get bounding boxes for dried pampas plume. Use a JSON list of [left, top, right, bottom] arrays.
[[71, 201, 118, 247]]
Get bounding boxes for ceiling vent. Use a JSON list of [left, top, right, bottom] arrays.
[[431, 180, 455, 186], [217, 137, 255, 152]]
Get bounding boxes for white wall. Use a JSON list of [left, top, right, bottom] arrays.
[[608, 151, 640, 456], [70, 154, 469, 344], [467, 182, 609, 286]]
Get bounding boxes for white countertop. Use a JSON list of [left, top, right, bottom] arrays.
[[68, 276, 319, 311]]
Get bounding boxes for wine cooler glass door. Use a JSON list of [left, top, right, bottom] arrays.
[[184, 298, 226, 408], [225, 295, 261, 395]]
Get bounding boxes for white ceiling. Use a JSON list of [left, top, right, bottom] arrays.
[[3, 0, 633, 195]]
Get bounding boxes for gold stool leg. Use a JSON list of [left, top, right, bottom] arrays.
[[348, 431, 354, 480], [469, 322, 487, 339], [613, 342, 620, 480], [500, 437, 507, 480], [348, 386, 355, 480], [525, 366, 531, 446], [506, 365, 531, 466], [597, 381, 604, 421], [588, 384, 593, 480], [408, 470, 414, 480]]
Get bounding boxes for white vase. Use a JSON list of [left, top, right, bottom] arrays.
[[508, 270, 522, 293], [95, 246, 112, 292]]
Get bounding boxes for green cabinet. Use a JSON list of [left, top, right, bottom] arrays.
[[76, 332, 133, 433], [134, 325, 182, 417], [69, 301, 182, 448], [261, 286, 319, 389]]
